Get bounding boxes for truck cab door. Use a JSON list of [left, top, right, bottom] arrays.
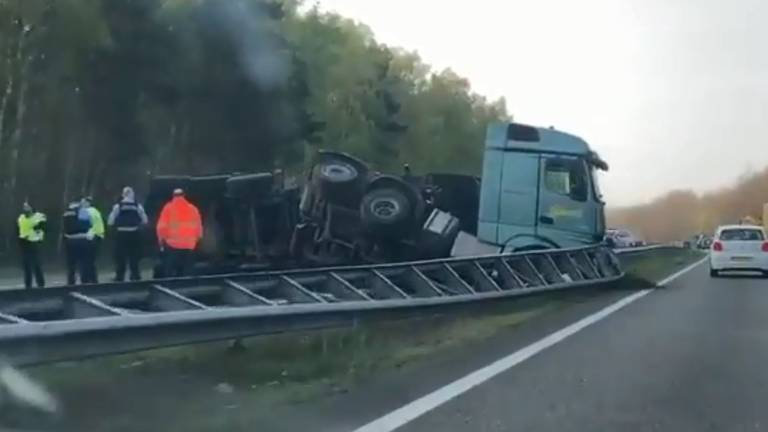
[[537, 155, 597, 247], [477, 150, 539, 247]]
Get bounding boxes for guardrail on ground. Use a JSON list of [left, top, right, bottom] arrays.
[[0, 245, 624, 366], [613, 244, 669, 255]]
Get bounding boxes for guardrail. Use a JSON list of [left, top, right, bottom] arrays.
[[613, 244, 668, 255], [0, 245, 625, 366]]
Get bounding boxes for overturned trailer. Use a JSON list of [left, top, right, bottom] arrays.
[[145, 151, 467, 275]]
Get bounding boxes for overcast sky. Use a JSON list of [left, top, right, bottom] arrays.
[[316, 0, 768, 206]]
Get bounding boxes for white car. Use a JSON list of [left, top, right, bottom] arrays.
[[606, 229, 644, 249], [709, 225, 768, 277]]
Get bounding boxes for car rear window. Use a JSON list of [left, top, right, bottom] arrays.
[[719, 229, 765, 241]]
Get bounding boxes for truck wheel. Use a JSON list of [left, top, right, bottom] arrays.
[[710, 268, 719, 278], [316, 160, 359, 184], [313, 159, 364, 207], [360, 188, 412, 236]]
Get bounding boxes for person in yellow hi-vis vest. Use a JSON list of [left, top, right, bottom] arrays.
[[17, 202, 46, 288], [80, 196, 105, 284]]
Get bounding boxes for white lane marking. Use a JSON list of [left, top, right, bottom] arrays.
[[352, 256, 708, 432], [657, 255, 708, 287]]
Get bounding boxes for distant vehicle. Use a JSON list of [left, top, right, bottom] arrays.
[[685, 234, 706, 249], [709, 225, 768, 277], [606, 228, 643, 248], [697, 235, 712, 249]]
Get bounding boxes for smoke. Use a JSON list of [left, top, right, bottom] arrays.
[[208, 0, 290, 89]]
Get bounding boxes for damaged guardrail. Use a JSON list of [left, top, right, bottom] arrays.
[[0, 245, 630, 366]]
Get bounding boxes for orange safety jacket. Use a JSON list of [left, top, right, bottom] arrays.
[[156, 196, 203, 250]]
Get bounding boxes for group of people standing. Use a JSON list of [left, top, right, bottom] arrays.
[[16, 187, 203, 289]]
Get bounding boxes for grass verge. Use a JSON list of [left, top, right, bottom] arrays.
[[3, 247, 704, 432], [619, 247, 705, 289]]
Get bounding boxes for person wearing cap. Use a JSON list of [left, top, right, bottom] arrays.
[[156, 188, 203, 277], [17, 201, 46, 288], [80, 196, 105, 283], [108, 186, 148, 282], [62, 200, 91, 285]]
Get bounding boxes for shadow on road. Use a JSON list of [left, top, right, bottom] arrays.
[[612, 274, 657, 291], [713, 273, 767, 280]]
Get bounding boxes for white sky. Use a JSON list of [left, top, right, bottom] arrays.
[[315, 0, 768, 206]]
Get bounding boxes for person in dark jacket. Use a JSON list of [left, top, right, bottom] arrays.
[[62, 201, 90, 285], [107, 186, 148, 281]]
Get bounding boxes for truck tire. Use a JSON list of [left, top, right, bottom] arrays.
[[316, 160, 359, 184], [360, 188, 412, 237], [313, 160, 362, 205], [311, 152, 368, 207], [367, 175, 425, 225]]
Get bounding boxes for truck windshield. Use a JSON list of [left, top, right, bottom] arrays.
[[543, 158, 588, 201]]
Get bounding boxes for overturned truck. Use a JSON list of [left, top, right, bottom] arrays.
[[293, 151, 469, 266], [145, 122, 609, 275], [145, 151, 470, 275]]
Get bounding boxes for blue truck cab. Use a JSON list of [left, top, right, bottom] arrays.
[[476, 122, 608, 252]]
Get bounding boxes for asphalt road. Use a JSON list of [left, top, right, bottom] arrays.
[[379, 261, 768, 432]]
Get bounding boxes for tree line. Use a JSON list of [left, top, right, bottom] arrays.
[[0, 0, 509, 259], [608, 167, 768, 242]]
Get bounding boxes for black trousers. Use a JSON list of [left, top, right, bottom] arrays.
[[19, 240, 45, 288], [114, 231, 142, 282], [163, 247, 193, 278], [64, 238, 86, 285], [81, 238, 101, 284]]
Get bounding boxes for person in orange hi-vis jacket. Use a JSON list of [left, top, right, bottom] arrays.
[[156, 188, 203, 277]]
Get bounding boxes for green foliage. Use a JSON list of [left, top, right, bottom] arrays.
[[0, 0, 508, 257]]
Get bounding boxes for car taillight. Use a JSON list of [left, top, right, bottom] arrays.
[[762, 242, 768, 252], [713, 241, 723, 252]]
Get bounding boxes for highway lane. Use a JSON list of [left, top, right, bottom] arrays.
[[370, 261, 768, 431]]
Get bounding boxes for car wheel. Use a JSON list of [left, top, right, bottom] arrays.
[[360, 188, 412, 238], [710, 268, 719, 278]]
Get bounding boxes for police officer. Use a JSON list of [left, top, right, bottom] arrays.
[[80, 196, 105, 284], [108, 186, 148, 281], [62, 200, 90, 285], [17, 202, 46, 289]]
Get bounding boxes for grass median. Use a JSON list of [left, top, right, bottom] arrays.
[[619, 247, 705, 289], [5, 247, 705, 432]]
